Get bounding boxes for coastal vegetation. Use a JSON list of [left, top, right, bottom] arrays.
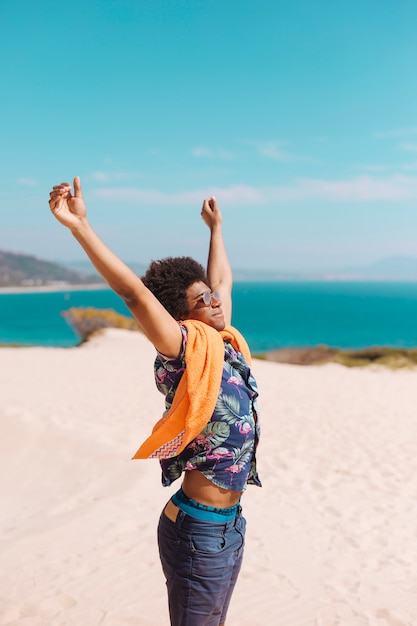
[[62, 306, 417, 368], [333, 346, 417, 369], [62, 307, 140, 343], [257, 345, 417, 369]]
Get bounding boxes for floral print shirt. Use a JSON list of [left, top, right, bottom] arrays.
[[155, 326, 262, 491]]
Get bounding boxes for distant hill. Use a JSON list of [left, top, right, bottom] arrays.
[[62, 260, 304, 282], [62, 255, 417, 282], [62, 260, 303, 282], [3, 250, 417, 288], [232, 255, 417, 281], [0, 250, 103, 288], [329, 256, 417, 281]]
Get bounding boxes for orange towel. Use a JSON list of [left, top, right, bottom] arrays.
[[132, 319, 251, 460]]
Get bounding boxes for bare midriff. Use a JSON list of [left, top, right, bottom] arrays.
[[181, 470, 242, 508]]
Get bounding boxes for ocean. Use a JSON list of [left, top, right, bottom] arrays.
[[1, 282, 417, 354]]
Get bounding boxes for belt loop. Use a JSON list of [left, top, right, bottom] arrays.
[[175, 508, 186, 528]]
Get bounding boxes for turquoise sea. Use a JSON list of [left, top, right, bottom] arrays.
[[1, 282, 417, 354]]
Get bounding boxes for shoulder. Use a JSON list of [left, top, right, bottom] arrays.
[[155, 325, 188, 368]]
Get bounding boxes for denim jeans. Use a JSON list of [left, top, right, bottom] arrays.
[[157, 505, 246, 626]]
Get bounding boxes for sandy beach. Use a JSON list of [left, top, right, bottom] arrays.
[[1, 329, 417, 625]]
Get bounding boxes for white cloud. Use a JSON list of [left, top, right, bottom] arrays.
[[93, 174, 417, 206], [90, 171, 131, 183], [191, 146, 214, 158], [191, 146, 235, 160], [91, 171, 109, 182], [400, 142, 417, 153], [373, 127, 417, 139], [256, 141, 291, 160], [91, 171, 110, 182], [191, 140, 302, 162], [290, 175, 417, 202], [93, 185, 260, 205], [360, 164, 391, 173], [17, 177, 38, 187], [249, 139, 320, 164], [402, 162, 417, 171], [240, 139, 293, 161], [361, 161, 417, 173], [191, 146, 214, 159], [94, 187, 197, 204]]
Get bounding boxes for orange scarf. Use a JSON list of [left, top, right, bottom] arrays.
[[132, 319, 251, 460]]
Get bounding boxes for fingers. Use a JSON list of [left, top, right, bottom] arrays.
[[49, 182, 71, 197], [53, 182, 71, 190], [48, 181, 72, 210], [202, 196, 218, 212], [201, 195, 222, 227], [48, 177, 82, 199], [48, 194, 64, 211], [73, 176, 83, 198], [208, 196, 218, 211]]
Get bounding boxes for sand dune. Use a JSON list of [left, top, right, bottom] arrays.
[[1, 329, 417, 625]]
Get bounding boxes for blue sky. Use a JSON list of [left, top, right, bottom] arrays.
[[1, 0, 417, 273]]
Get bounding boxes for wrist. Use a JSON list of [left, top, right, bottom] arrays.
[[70, 217, 90, 237], [210, 222, 223, 235]]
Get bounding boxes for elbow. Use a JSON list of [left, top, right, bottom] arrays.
[[113, 286, 139, 306], [123, 293, 140, 308]]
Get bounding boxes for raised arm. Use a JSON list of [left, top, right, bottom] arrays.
[[201, 196, 233, 325], [49, 177, 182, 357]]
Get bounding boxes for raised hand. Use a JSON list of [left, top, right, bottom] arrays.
[[201, 196, 222, 231], [48, 176, 87, 229], [201, 195, 232, 323]]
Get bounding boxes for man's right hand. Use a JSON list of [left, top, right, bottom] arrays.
[[49, 176, 87, 229]]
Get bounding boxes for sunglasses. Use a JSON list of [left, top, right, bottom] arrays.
[[192, 290, 221, 308]]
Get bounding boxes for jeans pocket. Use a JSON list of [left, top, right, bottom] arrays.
[[190, 531, 226, 555]]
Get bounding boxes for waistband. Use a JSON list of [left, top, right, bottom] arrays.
[[171, 488, 240, 523]]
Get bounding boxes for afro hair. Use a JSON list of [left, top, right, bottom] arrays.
[[142, 256, 208, 320]]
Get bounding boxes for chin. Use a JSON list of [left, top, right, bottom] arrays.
[[211, 317, 226, 331]]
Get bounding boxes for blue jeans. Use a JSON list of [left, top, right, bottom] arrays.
[[157, 505, 246, 626]]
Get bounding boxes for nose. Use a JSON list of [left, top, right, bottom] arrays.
[[211, 292, 221, 307]]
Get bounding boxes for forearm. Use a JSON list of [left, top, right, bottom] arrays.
[[70, 219, 182, 355], [207, 224, 233, 291], [70, 218, 144, 302], [49, 177, 182, 356]]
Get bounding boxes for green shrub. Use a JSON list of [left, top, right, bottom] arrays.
[[255, 345, 417, 369], [335, 346, 417, 369], [62, 307, 141, 344]]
